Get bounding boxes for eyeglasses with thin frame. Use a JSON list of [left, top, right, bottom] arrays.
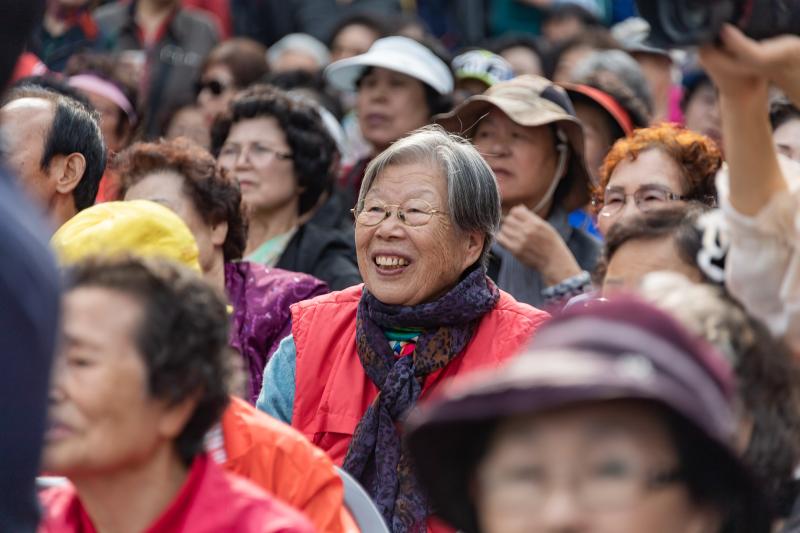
[[478, 459, 683, 513], [217, 142, 294, 163], [593, 184, 689, 218], [351, 199, 448, 227]]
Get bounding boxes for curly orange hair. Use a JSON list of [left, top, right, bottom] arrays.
[[594, 123, 722, 214]]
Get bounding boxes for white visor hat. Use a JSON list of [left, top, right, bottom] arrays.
[[324, 36, 453, 95]]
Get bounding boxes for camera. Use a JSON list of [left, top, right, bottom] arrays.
[[635, 0, 800, 47]]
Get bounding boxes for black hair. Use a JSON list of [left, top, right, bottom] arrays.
[[66, 256, 232, 465], [544, 28, 621, 80], [4, 85, 106, 210], [210, 84, 336, 215], [597, 203, 711, 285], [543, 3, 602, 25], [488, 33, 544, 58], [769, 98, 800, 131], [327, 11, 390, 46], [663, 407, 773, 533], [680, 72, 714, 113], [10, 75, 92, 109], [263, 69, 344, 120]]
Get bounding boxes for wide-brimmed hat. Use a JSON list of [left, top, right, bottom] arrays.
[[435, 75, 592, 210], [406, 296, 771, 533], [324, 36, 453, 95]]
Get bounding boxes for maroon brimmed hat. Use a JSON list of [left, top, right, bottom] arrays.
[[406, 296, 770, 533]]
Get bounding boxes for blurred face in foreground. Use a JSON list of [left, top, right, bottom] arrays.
[[474, 401, 719, 533], [602, 235, 703, 295], [43, 287, 193, 478]]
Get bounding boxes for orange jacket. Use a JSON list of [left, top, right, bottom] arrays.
[[221, 397, 359, 533]]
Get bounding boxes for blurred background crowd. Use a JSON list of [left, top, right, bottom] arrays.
[[2, 0, 800, 532]]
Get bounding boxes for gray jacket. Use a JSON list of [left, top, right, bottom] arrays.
[[488, 207, 601, 308]]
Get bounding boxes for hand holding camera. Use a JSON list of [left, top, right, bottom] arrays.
[[701, 24, 800, 105]]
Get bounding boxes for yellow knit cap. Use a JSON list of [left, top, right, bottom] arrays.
[[51, 200, 201, 272]]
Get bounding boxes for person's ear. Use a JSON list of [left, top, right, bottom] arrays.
[[461, 229, 485, 270], [210, 221, 228, 247], [156, 394, 199, 441], [51, 153, 87, 195]]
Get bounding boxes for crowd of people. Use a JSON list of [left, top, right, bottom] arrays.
[[2, 0, 800, 532]]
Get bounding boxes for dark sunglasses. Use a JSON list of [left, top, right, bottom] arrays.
[[195, 79, 228, 96]]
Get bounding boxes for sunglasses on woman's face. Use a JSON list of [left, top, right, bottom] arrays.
[[195, 79, 229, 97]]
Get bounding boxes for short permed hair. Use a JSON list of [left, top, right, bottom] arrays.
[[115, 138, 247, 262], [66, 256, 231, 465], [210, 84, 336, 215], [595, 123, 720, 213]]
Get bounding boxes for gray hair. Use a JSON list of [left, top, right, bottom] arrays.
[[356, 125, 501, 267]]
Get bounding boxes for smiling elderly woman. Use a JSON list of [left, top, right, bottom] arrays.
[[257, 126, 550, 533]]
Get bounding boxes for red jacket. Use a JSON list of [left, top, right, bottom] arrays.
[[290, 284, 549, 464], [38, 454, 315, 533]]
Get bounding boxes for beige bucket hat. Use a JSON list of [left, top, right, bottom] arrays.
[[435, 75, 591, 212]]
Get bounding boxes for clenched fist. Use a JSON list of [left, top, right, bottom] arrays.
[[496, 205, 582, 287]]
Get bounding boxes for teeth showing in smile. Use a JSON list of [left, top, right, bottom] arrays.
[[375, 255, 409, 268]]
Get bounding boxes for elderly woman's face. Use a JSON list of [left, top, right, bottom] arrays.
[[217, 116, 300, 218], [474, 401, 718, 533], [355, 162, 483, 306], [597, 148, 686, 236], [357, 68, 432, 153], [124, 172, 225, 274], [473, 109, 559, 214], [42, 287, 191, 477]]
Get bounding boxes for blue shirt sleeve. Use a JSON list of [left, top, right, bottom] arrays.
[[256, 334, 297, 424]]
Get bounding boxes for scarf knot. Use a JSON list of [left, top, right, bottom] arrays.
[[343, 267, 500, 532]]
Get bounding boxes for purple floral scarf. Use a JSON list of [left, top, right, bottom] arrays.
[[343, 267, 500, 532]]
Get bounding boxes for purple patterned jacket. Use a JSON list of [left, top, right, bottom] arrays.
[[225, 261, 328, 403]]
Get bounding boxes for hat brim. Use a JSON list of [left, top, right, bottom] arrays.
[[434, 96, 592, 210], [406, 360, 769, 533], [626, 43, 672, 60], [562, 83, 634, 137], [324, 51, 451, 95]]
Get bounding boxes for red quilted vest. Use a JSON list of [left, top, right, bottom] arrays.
[[290, 284, 549, 463], [289, 285, 548, 532]]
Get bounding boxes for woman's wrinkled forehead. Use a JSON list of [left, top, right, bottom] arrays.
[[365, 163, 445, 203]]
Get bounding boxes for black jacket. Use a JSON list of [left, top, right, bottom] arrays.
[[276, 222, 361, 291]]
